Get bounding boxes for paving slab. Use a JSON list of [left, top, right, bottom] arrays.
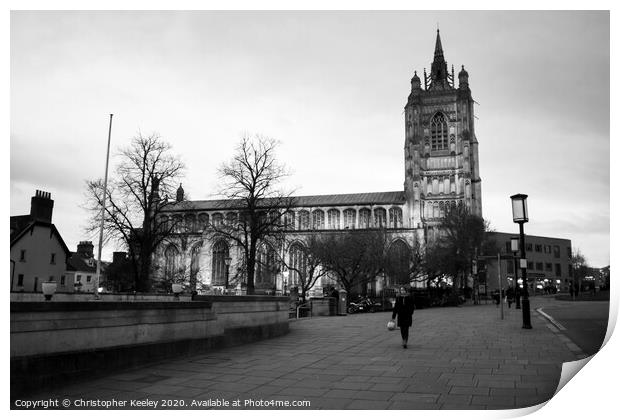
[[25, 296, 581, 410]]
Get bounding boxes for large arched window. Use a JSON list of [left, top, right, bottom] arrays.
[[343, 209, 356, 229], [327, 209, 340, 229], [359, 208, 371, 229], [164, 245, 179, 282], [312, 210, 324, 230], [298, 210, 310, 230], [190, 243, 202, 291], [386, 240, 411, 286], [288, 242, 307, 287], [256, 244, 277, 290], [374, 208, 387, 228], [430, 113, 448, 151], [389, 207, 403, 229], [211, 240, 229, 286]]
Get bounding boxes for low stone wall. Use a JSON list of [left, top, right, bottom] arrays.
[[196, 295, 290, 346], [10, 292, 193, 302], [310, 298, 334, 316], [11, 296, 289, 397]]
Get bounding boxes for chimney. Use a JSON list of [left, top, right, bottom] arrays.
[[77, 241, 94, 258], [30, 190, 54, 223]]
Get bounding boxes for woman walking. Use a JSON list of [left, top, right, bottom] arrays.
[[392, 286, 415, 348]]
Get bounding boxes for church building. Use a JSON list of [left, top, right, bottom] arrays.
[[155, 30, 483, 295]]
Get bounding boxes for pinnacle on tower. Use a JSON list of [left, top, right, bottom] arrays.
[[434, 29, 444, 61], [429, 29, 451, 90]]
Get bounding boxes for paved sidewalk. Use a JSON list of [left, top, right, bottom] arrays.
[[30, 297, 580, 410]]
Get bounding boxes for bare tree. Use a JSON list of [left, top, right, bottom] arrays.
[[385, 240, 425, 287], [426, 202, 490, 291], [282, 235, 329, 303], [312, 229, 388, 299], [84, 133, 185, 292], [571, 248, 589, 294], [208, 135, 295, 295]]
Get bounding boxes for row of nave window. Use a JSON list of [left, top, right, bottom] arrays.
[[161, 207, 405, 233]]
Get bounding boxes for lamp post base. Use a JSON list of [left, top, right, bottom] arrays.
[[521, 298, 532, 329]]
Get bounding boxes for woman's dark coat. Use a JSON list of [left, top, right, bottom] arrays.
[[392, 295, 415, 327]]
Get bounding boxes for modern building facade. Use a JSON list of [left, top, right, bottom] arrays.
[[154, 30, 484, 295], [482, 232, 574, 294]]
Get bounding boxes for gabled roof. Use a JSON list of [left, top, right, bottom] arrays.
[[66, 253, 98, 273], [10, 215, 32, 243], [10, 215, 71, 256], [163, 191, 406, 213]]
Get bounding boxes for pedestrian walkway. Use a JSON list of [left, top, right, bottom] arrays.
[[30, 297, 580, 410]]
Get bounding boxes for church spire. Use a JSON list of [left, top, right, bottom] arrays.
[[429, 29, 451, 90], [434, 29, 444, 62]]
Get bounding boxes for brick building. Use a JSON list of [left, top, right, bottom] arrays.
[[481, 232, 574, 294]]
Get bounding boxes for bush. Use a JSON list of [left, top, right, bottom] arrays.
[[442, 291, 462, 307]]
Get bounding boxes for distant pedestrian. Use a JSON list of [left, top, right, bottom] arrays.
[[492, 289, 500, 305], [506, 287, 515, 308], [391, 286, 415, 348]]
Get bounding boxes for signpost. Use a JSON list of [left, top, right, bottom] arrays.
[[476, 253, 516, 320]]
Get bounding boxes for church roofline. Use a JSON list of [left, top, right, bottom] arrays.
[[163, 191, 407, 212]]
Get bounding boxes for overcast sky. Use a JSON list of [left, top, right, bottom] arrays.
[[10, 10, 610, 267]]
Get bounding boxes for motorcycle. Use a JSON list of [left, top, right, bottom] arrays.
[[360, 297, 382, 313], [347, 297, 381, 314], [347, 300, 365, 314]]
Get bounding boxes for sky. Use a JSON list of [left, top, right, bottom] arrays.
[[10, 10, 610, 267]]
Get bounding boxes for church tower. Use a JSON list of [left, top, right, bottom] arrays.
[[403, 30, 482, 243]]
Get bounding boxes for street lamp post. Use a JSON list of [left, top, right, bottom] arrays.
[[283, 270, 289, 296], [224, 256, 232, 291], [472, 258, 478, 305], [511, 237, 521, 309], [511, 193, 532, 329]]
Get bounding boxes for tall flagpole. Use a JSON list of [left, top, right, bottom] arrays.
[[95, 114, 113, 299]]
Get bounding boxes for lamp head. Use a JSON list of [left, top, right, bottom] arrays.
[[510, 193, 529, 223]]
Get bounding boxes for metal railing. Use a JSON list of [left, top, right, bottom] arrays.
[[296, 301, 312, 319]]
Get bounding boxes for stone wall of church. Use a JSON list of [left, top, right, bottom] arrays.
[[155, 203, 418, 294]]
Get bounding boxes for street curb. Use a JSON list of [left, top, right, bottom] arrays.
[[535, 308, 588, 359], [536, 308, 566, 331]]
